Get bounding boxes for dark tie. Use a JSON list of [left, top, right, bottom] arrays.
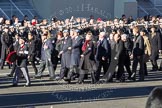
[[97, 40, 101, 46]]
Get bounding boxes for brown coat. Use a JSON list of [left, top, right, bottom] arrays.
[[143, 35, 151, 62]]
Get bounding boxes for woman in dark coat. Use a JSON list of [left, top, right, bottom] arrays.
[[78, 32, 96, 84], [54, 31, 63, 71], [149, 26, 161, 71]]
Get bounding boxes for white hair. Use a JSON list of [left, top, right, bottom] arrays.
[[121, 34, 128, 40], [100, 31, 106, 37]]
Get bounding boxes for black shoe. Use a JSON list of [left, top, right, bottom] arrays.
[[7, 74, 13, 77], [131, 73, 136, 81], [106, 78, 113, 83], [21, 76, 24, 79], [145, 72, 148, 76], [120, 79, 125, 82], [67, 79, 71, 84], [150, 67, 158, 71], [127, 75, 131, 80], [139, 78, 144, 81], [150, 69, 157, 72], [12, 84, 18, 87]]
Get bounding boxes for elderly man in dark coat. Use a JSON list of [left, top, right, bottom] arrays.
[[59, 30, 72, 80], [95, 31, 110, 82]]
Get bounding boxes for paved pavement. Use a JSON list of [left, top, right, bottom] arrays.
[[0, 60, 162, 108]]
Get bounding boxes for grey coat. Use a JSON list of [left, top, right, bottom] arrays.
[[61, 36, 72, 68], [70, 36, 83, 67]]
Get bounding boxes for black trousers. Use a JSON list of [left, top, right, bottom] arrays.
[[95, 60, 109, 81], [159, 60, 162, 70], [124, 64, 132, 77], [116, 60, 125, 80], [124, 55, 132, 78], [9, 61, 17, 75], [29, 56, 38, 75], [31, 60, 38, 75], [132, 55, 144, 80], [151, 59, 158, 70], [144, 63, 148, 75]]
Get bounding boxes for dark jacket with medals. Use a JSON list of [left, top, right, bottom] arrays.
[[70, 36, 83, 66], [79, 40, 96, 70], [95, 37, 110, 61], [16, 44, 28, 67], [61, 36, 72, 68]]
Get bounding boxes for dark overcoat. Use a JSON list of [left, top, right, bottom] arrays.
[[61, 36, 72, 68], [70, 36, 83, 66], [79, 41, 96, 70]]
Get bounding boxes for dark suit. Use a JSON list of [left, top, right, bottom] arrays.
[[132, 35, 145, 81], [13, 44, 30, 86], [60, 36, 72, 79], [36, 38, 55, 79], [95, 37, 110, 82]]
